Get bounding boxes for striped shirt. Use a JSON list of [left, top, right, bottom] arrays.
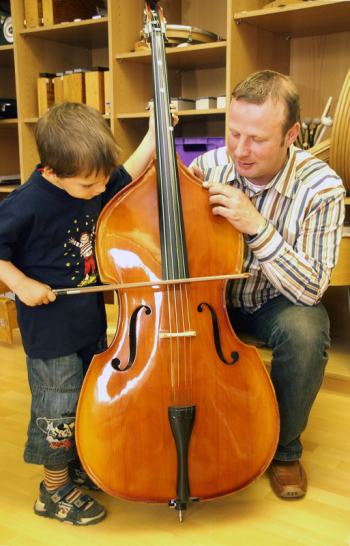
[[190, 144, 345, 311]]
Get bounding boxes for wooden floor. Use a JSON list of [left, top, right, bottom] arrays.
[[0, 323, 349, 546]]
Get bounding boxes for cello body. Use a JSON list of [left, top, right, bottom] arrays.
[[75, 157, 279, 504]]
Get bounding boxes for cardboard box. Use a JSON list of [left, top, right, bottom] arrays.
[[217, 94, 226, 108], [42, 0, 105, 26], [37, 74, 54, 116], [171, 98, 195, 111], [85, 68, 107, 113], [0, 296, 18, 344], [149, 98, 195, 111], [63, 71, 86, 103], [54, 73, 64, 104], [195, 96, 217, 110], [24, 0, 43, 28]]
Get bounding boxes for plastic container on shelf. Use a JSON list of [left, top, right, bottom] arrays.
[[175, 137, 225, 166]]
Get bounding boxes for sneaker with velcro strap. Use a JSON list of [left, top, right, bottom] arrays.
[[34, 480, 105, 526]]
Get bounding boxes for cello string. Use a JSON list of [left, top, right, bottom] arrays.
[[184, 284, 193, 408], [151, 29, 178, 409], [178, 283, 188, 409], [171, 284, 181, 407], [157, 21, 193, 405], [151, 11, 192, 410], [166, 285, 175, 409], [172, 172, 193, 409], [159, 59, 192, 411], [155, 30, 184, 409], [158, 32, 192, 408]]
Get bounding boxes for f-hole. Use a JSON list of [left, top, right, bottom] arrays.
[[197, 302, 239, 365], [112, 305, 152, 371]]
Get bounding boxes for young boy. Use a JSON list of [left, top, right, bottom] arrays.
[[0, 101, 167, 525]]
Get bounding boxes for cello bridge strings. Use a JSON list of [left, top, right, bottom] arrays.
[[166, 283, 192, 410], [151, 8, 193, 411]]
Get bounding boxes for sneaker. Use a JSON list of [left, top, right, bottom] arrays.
[[34, 481, 105, 526], [69, 458, 101, 491]]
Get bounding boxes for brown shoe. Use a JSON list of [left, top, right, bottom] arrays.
[[270, 459, 307, 498]]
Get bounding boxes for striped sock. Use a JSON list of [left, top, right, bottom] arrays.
[[44, 465, 70, 492], [43, 465, 93, 511]]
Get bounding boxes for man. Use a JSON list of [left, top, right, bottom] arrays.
[[190, 70, 345, 498]]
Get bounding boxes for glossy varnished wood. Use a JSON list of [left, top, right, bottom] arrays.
[[76, 157, 279, 503], [0, 329, 349, 544]]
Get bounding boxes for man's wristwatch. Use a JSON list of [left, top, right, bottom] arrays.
[[256, 222, 266, 236], [249, 221, 266, 239]]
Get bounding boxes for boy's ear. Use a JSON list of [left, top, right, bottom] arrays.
[[42, 166, 58, 182]]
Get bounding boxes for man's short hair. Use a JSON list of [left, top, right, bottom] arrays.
[[232, 70, 300, 136]]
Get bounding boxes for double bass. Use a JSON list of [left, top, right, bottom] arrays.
[[75, 1, 279, 521]]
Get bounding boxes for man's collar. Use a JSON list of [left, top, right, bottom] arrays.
[[226, 145, 298, 198]]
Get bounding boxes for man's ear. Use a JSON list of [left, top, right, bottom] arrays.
[[286, 122, 300, 148]]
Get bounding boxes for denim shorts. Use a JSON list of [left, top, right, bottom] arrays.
[[24, 334, 107, 466]]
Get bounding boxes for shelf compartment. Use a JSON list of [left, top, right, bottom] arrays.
[[234, 1, 350, 39], [0, 119, 18, 126], [0, 45, 14, 68], [23, 115, 110, 124], [116, 42, 227, 71], [18, 17, 108, 48], [116, 109, 225, 121]]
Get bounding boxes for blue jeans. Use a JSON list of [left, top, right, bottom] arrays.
[[228, 295, 330, 461], [24, 334, 107, 465]]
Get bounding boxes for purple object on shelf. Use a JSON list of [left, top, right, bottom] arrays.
[[175, 137, 225, 167]]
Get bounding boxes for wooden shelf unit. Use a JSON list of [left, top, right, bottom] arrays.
[[110, 0, 229, 161], [0, 118, 17, 126], [0, 0, 349, 381], [0, 44, 14, 67], [115, 41, 227, 70], [18, 17, 108, 48], [0, 39, 18, 181], [234, 1, 350, 38], [1, 0, 349, 179]]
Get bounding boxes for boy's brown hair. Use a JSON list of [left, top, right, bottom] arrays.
[[35, 102, 122, 178]]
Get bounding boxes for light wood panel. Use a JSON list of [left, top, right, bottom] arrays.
[[308, 138, 330, 164], [0, 328, 349, 545], [0, 297, 18, 343], [330, 237, 350, 287], [290, 31, 350, 122]]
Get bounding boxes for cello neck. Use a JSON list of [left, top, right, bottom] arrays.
[[146, 2, 189, 281]]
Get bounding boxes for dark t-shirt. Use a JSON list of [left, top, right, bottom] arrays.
[[0, 165, 131, 358]]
